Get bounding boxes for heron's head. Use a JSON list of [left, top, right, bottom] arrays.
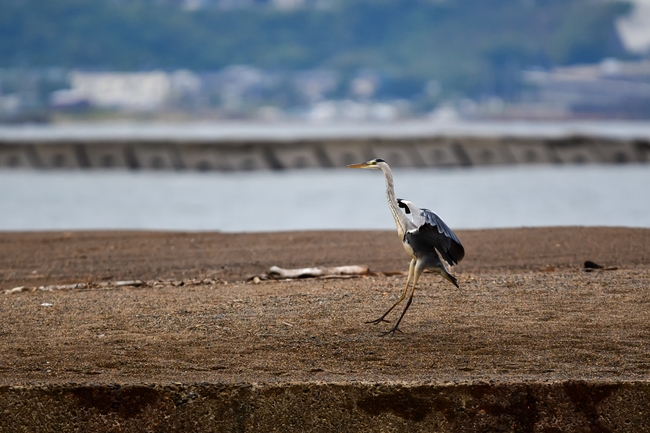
[[347, 158, 386, 170]]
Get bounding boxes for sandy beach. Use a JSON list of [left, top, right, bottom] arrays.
[[1, 227, 649, 431]]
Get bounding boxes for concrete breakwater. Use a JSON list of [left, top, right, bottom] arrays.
[[1, 136, 649, 171], [3, 121, 650, 170]]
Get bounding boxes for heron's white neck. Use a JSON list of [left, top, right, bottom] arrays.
[[380, 164, 411, 238]]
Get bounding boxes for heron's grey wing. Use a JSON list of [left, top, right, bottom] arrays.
[[414, 208, 465, 265]]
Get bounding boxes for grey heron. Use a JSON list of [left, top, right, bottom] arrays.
[[347, 158, 465, 335]]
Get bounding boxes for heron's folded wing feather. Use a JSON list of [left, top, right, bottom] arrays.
[[415, 208, 465, 265]]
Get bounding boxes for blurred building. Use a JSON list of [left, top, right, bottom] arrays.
[[293, 70, 337, 103], [66, 71, 172, 111], [307, 100, 403, 122], [49, 70, 203, 112], [209, 0, 324, 9], [202, 65, 275, 113], [271, 0, 305, 9], [522, 59, 650, 118]]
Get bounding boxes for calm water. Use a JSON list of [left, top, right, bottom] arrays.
[[1, 165, 649, 232]]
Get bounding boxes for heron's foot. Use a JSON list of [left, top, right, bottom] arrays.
[[365, 317, 390, 325], [380, 326, 403, 337]]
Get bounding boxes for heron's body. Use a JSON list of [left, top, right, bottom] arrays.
[[347, 158, 464, 335]]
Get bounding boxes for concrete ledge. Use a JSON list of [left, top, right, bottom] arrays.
[[1, 381, 648, 432]]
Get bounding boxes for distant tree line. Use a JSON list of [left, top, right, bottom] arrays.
[[0, 0, 633, 98]]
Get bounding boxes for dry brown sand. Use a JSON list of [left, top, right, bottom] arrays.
[[2, 228, 650, 432], [1, 227, 649, 386]]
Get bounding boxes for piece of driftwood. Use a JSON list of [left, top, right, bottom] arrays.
[[3, 283, 88, 294], [4, 286, 29, 294], [39, 283, 87, 291], [4, 280, 145, 294], [267, 265, 369, 280], [114, 280, 145, 287]]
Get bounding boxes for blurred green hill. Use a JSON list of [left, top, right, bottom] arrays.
[[0, 0, 633, 97]]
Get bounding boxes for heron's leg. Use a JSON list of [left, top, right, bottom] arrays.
[[381, 259, 425, 336], [365, 259, 416, 324]]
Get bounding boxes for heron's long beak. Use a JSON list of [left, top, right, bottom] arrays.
[[347, 162, 372, 169]]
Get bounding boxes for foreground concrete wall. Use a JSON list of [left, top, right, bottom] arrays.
[[1, 136, 649, 170], [1, 381, 648, 432]]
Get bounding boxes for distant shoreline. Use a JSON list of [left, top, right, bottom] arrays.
[[4, 119, 650, 142]]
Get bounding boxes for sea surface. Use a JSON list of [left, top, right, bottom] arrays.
[[2, 165, 649, 232]]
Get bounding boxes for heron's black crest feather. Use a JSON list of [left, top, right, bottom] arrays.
[[397, 198, 411, 214]]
